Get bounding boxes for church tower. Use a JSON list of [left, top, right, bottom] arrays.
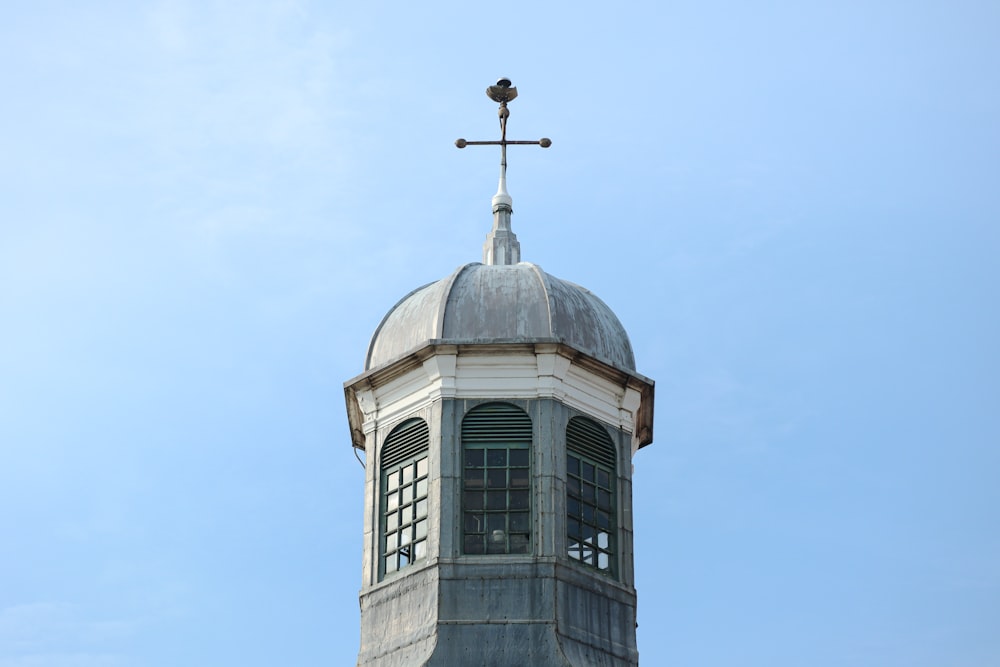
[[344, 79, 655, 666]]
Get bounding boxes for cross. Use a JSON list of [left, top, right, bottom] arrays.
[[455, 78, 550, 265], [455, 78, 551, 185]]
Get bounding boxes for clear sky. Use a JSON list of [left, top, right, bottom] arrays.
[[1, 1, 998, 665]]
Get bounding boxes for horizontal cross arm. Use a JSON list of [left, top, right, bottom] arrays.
[[455, 138, 552, 148]]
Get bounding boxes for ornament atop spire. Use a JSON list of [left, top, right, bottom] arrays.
[[455, 78, 551, 265]]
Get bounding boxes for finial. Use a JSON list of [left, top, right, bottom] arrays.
[[455, 78, 551, 266]]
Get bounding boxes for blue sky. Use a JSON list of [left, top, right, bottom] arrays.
[[1, 1, 998, 665]]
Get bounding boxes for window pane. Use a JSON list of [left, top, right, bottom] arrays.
[[568, 518, 581, 539], [597, 531, 609, 549], [598, 553, 609, 570], [596, 510, 610, 530], [486, 490, 507, 510], [415, 499, 428, 518], [416, 478, 428, 497], [582, 504, 595, 525], [509, 534, 529, 554], [509, 490, 529, 510], [509, 449, 529, 467], [567, 477, 580, 497], [487, 449, 506, 467], [465, 513, 484, 533], [402, 464, 414, 484], [486, 535, 506, 553], [400, 529, 411, 546], [509, 512, 529, 532], [597, 468, 610, 489], [465, 491, 484, 511], [568, 540, 581, 560], [399, 551, 410, 567], [582, 462, 595, 482], [415, 519, 427, 539], [487, 469, 507, 489], [386, 511, 398, 532], [414, 540, 427, 560], [582, 482, 596, 504], [465, 449, 484, 468], [486, 514, 506, 533], [464, 535, 484, 554], [386, 533, 397, 552], [385, 555, 397, 573], [386, 491, 399, 511], [509, 468, 529, 489], [567, 455, 580, 476], [597, 489, 611, 511], [567, 497, 581, 517], [464, 468, 484, 489], [416, 458, 428, 477], [386, 471, 399, 491]]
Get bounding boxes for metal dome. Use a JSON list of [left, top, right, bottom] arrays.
[[365, 262, 636, 372]]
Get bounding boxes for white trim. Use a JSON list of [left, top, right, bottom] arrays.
[[361, 348, 642, 439]]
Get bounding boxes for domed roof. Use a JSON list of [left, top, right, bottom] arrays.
[[365, 262, 635, 372]]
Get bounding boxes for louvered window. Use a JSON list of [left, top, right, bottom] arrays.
[[566, 416, 616, 575], [462, 403, 532, 555], [380, 418, 430, 578]]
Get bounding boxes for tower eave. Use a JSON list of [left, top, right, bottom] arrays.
[[344, 339, 655, 455]]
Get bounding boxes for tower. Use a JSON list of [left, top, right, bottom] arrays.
[[344, 80, 655, 666]]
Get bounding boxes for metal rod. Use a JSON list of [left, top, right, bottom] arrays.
[[457, 140, 548, 146]]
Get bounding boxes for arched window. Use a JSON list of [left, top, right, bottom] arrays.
[[566, 416, 616, 574], [462, 403, 532, 555], [380, 418, 430, 578]]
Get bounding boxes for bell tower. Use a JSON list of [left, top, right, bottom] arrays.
[[344, 79, 655, 666]]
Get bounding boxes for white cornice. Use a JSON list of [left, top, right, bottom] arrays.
[[344, 341, 655, 453]]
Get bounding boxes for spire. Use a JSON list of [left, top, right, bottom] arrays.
[[455, 78, 551, 265]]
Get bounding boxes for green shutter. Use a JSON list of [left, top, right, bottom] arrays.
[[461, 403, 532, 444], [382, 418, 430, 469], [566, 416, 616, 469]]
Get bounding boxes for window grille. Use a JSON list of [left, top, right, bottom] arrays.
[[380, 418, 430, 578], [461, 403, 532, 555], [566, 416, 616, 575]]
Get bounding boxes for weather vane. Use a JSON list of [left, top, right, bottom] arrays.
[[456, 78, 550, 266], [455, 78, 551, 183]]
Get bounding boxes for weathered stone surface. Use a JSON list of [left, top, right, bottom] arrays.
[[357, 564, 439, 666], [354, 395, 644, 666], [356, 559, 639, 666]]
